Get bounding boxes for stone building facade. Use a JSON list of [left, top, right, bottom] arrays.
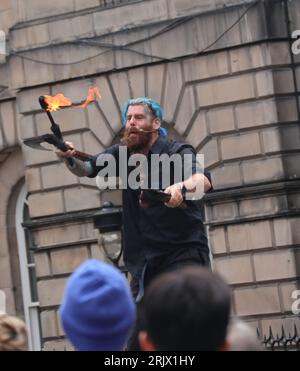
[[0, 0, 299, 350]]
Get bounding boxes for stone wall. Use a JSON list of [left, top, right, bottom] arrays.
[[0, 0, 299, 349], [0, 0, 14, 34]]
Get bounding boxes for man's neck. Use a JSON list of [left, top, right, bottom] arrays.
[[139, 133, 159, 156]]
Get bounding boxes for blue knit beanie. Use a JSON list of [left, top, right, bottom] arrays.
[[122, 97, 167, 137], [59, 260, 136, 351]]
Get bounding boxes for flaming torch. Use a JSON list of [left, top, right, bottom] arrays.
[[24, 87, 101, 161]]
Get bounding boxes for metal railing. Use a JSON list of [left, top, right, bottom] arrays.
[[258, 325, 300, 351]]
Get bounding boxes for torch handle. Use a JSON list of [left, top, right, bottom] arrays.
[[73, 150, 93, 161], [38, 96, 92, 161], [49, 119, 64, 141], [39, 97, 63, 140], [46, 110, 56, 126], [60, 142, 93, 161]]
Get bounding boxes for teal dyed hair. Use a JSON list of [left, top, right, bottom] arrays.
[[122, 97, 167, 137]]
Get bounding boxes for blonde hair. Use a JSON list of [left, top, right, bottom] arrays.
[[0, 315, 28, 351]]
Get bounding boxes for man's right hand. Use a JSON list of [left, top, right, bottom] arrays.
[[57, 141, 76, 158]]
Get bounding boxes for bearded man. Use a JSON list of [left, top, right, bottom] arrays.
[[59, 97, 212, 298]]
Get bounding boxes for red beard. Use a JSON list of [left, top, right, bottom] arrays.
[[121, 127, 152, 152]]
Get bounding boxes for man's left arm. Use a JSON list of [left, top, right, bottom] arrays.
[[164, 173, 211, 208], [164, 146, 212, 208]]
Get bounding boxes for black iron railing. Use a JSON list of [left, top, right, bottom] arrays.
[[258, 324, 300, 351]]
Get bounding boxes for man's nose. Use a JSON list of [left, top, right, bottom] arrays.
[[129, 117, 136, 126]]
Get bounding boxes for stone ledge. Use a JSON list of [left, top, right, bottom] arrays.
[[23, 206, 122, 229], [204, 180, 300, 203]]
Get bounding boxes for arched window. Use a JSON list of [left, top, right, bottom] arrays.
[[13, 182, 41, 350]]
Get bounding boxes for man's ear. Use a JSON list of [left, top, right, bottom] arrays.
[[138, 331, 156, 351], [152, 118, 161, 131]]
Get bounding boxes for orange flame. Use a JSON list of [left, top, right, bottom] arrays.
[[44, 87, 101, 112], [44, 94, 72, 112], [78, 87, 101, 108]]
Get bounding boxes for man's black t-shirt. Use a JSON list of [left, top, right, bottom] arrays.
[[88, 136, 212, 279]]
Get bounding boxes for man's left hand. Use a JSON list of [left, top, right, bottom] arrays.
[[164, 184, 183, 208]]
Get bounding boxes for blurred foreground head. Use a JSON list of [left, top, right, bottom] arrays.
[[139, 266, 231, 351], [0, 315, 28, 351], [60, 259, 136, 351]]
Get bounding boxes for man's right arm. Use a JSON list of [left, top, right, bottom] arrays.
[[63, 157, 94, 177], [58, 141, 120, 178]]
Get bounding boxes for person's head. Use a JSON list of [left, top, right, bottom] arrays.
[[139, 266, 231, 351], [226, 319, 263, 351], [59, 259, 136, 351], [0, 315, 28, 351], [121, 97, 166, 152]]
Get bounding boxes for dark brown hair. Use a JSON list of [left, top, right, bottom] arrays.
[[140, 266, 231, 351]]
